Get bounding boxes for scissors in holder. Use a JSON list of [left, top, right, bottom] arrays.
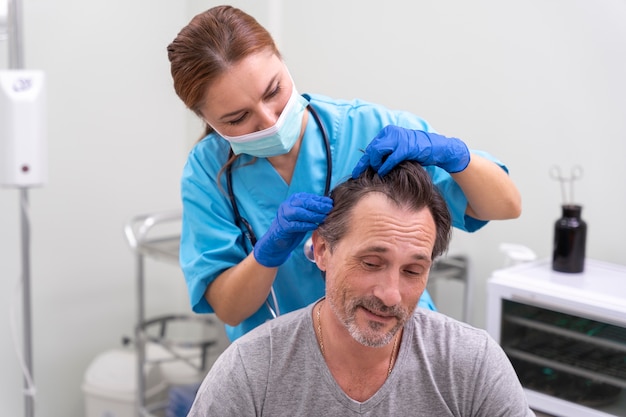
[[550, 165, 583, 204]]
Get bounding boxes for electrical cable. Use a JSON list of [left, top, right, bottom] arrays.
[[10, 277, 37, 397]]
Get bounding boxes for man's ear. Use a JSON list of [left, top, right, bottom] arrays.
[[311, 230, 328, 271]]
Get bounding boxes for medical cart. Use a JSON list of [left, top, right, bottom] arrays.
[[125, 210, 224, 417], [486, 259, 626, 417]]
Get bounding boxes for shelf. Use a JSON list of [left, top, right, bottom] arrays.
[[505, 346, 626, 389], [503, 314, 626, 353], [135, 235, 180, 264], [141, 314, 218, 371], [124, 210, 181, 264], [501, 300, 626, 388]]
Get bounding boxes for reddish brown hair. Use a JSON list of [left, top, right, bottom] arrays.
[[167, 6, 280, 172]]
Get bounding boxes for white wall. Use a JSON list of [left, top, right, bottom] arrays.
[[0, 1, 192, 416], [1, 0, 625, 415]]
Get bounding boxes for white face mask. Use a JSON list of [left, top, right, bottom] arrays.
[[213, 85, 309, 158]]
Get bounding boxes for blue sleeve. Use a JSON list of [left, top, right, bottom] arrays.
[[179, 140, 248, 313]]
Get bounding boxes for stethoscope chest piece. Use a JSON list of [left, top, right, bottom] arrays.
[[303, 236, 315, 262]]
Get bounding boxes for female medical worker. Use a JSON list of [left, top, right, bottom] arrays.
[[167, 5, 521, 342]]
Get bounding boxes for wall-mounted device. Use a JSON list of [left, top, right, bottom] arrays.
[[0, 69, 47, 187]]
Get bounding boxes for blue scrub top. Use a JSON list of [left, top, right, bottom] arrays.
[[180, 93, 505, 341]]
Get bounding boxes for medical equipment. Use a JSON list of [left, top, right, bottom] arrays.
[[550, 165, 587, 273], [124, 211, 223, 417], [226, 102, 332, 318], [553, 203, 587, 273], [487, 259, 626, 416], [2, 1, 46, 416], [550, 165, 583, 204], [0, 69, 47, 187]]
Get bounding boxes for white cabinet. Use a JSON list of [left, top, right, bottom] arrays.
[[486, 259, 626, 417]]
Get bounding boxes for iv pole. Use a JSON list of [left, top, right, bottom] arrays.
[[6, 0, 35, 416]]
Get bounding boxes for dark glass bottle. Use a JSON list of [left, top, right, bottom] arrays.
[[552, 204, 587, 273]]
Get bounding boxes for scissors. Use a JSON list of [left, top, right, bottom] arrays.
[[550, 165, 583, 204]]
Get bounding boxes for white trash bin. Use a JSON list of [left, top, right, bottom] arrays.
[[82, 348, 167, 417]]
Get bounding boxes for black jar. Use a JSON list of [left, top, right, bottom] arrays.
[[552, 204, 587, 273]]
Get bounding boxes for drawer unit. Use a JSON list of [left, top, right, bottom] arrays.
[[487, 259, 626, 417]]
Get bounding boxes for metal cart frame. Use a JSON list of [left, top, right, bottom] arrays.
[[124, 210, 218, 417]]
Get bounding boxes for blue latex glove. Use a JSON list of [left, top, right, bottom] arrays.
[[352, 126, 470, 178], [253, 193, 333, 268]]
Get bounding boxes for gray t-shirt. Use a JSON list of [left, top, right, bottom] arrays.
[[188, 304, 535, 416]]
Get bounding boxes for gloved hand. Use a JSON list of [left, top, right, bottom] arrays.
[[253, 192, 333, 268], [352, 126, 470, 178]]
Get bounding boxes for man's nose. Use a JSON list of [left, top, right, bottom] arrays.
[[372, 271, 402, 307]]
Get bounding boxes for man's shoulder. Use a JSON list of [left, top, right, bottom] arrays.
[[234, 306, 313, 348], [411, 308, 491, 343]]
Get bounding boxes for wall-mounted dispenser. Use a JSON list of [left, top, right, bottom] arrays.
[[0, 69, 47, 187]]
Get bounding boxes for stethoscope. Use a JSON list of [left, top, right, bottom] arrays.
[[226, 102, 332, 319]]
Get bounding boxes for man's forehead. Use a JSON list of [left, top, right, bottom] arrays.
[[345, 193, 433, 233], [336, 194, 436, 263]]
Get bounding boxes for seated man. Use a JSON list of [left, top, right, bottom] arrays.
[[187, 161, 534, 416]]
